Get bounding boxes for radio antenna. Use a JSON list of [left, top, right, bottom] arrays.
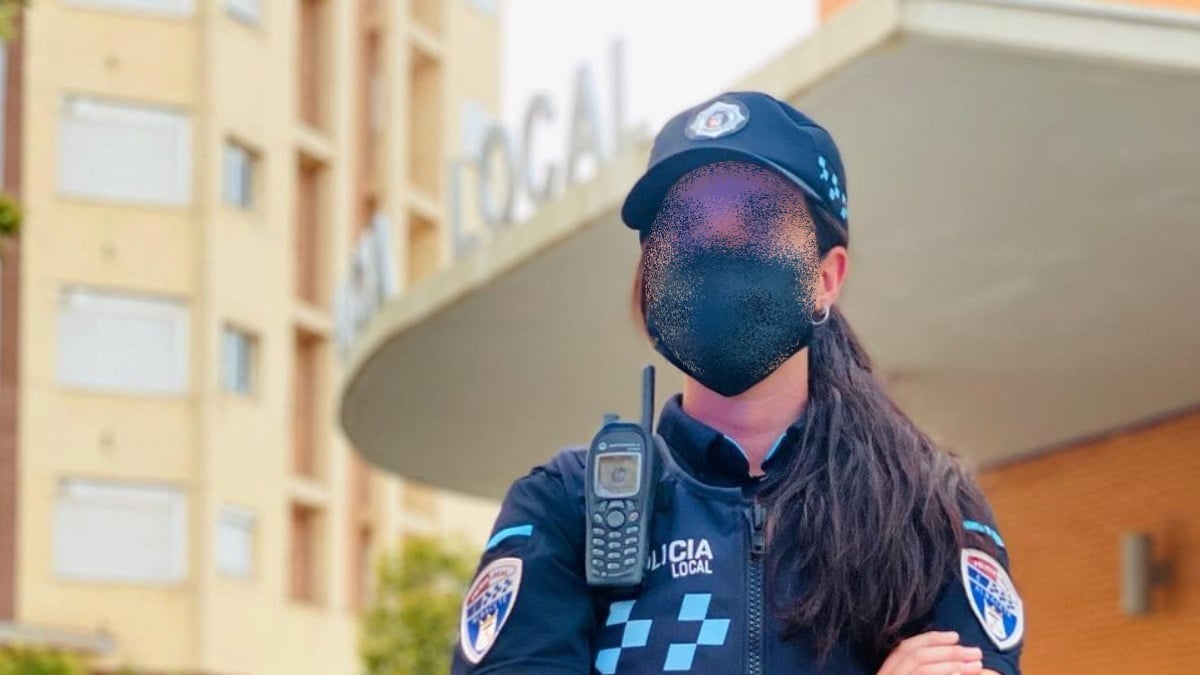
[[641, 365, 655, 435]]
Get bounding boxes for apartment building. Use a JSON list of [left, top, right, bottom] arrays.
[[0, 0, 502, 672]]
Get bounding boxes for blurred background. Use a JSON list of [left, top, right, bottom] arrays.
[[0, 0, 1196, 673]]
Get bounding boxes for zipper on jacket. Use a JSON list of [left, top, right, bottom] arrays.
[[745, 501, 766, 675]]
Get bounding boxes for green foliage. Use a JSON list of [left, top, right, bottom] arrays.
[[360, 536, 480, 675], [0, 648, 86, 675], [0, 0, 28, 40], [0, 193, 22, 237]]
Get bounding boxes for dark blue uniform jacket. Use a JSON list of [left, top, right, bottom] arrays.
[[452, 393, 1024, 674]]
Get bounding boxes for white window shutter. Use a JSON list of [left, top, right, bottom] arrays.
[[222, 142, 253, 208], [57, 288, 190, 394], [59, 97, 192, 205], [225, 0, 262, 24], [65, 0, 194, 16], [53, 480, 188, 584]]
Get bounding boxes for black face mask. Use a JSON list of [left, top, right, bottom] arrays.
[[643, 244, 820, 397]]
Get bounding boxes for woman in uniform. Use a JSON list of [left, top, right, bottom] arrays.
[[452, 91, 1024, 675]]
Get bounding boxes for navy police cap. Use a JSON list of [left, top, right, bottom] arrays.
[[621, 90, 849, 247]]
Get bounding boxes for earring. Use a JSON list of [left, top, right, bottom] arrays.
[[812, 305, 831, 326]]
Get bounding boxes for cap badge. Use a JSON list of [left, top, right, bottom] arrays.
[[685, 100, 749, 140]]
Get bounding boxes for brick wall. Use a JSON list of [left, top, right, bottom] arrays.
[[1095, 0, 1200, 12], [818, 0, 1200, 21], [977, 408, 1200, 674]]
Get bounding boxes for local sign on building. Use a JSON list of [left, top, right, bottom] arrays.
[[450, 40, 641, 257], [335, 40, 640, 358]]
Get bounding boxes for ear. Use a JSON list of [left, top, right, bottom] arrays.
[[815, 245, 849, 311]]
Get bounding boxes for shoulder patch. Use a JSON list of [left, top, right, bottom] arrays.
[[961, 548, 1024, 650], [460, 557, 523, 664]]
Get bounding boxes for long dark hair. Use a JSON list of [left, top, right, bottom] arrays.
[[628, 200, 1000, 667]]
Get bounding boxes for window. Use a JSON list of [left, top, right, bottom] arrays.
[[292, 330, 321, 477], [53, 480, 187, 584], [225, 0, 261, 24], [222, 141, 258, 209], [289, 503, 321, 603], [216, 505, 256, 578], [361, 31, 385, 135], [295, 160, 326, 305], [59, 96, 191, 206], [360, 31, 385, 184], [408, 210, 439, 285], [65, 0, 193, 16], [56, 288, 189, 395], [297, 0, 327, 128], [407, 47, 443, 196], [220, 325, 258, 395], [350, 525, 372, 611]]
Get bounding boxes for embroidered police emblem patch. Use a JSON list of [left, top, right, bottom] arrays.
[[685, 100, 749, 140], [961, 548, 1024, 650], [460, 557, 523, 664]]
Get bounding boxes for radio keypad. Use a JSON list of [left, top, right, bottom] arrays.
[[588, 493, 645, 577]]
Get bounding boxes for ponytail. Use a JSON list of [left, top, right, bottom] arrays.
[[760, 306, 995, 665]]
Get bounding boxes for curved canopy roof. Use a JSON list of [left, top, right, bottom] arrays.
[[339, 0, 1200, 499]]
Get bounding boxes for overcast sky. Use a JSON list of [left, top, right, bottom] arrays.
[[495, 1, 820, 216], [501, 1, 820, 132]]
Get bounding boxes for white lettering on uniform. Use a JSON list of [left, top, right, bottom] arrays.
[[647, 538, 715, 579], [669, 540, 687, 563]]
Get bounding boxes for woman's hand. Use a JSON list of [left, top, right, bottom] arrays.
[[876, 631, 984, 675]]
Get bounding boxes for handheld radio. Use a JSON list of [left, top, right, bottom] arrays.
[[585, 365, 660, 589]]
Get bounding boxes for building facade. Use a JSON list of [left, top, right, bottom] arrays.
[[979, 408, 1200, 674], [0, 0, 502, 673], [335, 0, 1200, 672]]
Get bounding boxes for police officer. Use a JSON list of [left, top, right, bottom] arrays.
[[452, 91, 1024, 675]]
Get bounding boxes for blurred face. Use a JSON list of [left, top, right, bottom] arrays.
[[644, 160, 823, 267], [639, 160, 832, 397]]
